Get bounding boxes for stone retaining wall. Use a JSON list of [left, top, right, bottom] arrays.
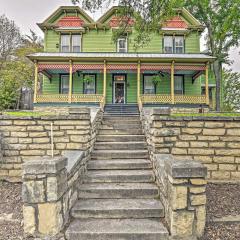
[[154, 154, 207, 239], [22, 152, 86, 238], [142, 108, 240, 181], [0, 108, 103, 180]]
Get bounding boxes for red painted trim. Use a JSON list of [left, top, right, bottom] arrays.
[[38, 64, 69, 71], [163, 16, 188, 29], [109, 16, 134, 28], [57, 16, 85, 27]]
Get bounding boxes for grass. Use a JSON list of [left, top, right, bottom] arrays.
[[171, 112, 240, 117], [2, 111, 52, 117]]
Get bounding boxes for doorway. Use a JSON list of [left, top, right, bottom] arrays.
[[113, 74, 126, 104]]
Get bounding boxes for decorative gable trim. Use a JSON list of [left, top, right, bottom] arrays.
[[163, 16, 188, 29], [57, 16, 85, 28], [109, 16, 134, 28]]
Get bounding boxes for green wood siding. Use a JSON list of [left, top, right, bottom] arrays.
[[45, 30, 59, 52], [185, 32, 200, 53]]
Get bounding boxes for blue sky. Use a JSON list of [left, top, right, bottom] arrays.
[[0, 0, 239, 72]]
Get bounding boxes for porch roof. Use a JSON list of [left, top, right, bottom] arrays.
[[28, 52, 215, 63]]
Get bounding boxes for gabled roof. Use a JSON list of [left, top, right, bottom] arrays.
[[97, 6, 119, 24], [38, 6, 94, 31]]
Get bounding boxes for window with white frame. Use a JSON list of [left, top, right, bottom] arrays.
[[175, 36, 184, 54], [61, 35, 71, 53], [61, 34, 81, 52], [83, 74, 96, 94], [174, 75, 184, 94], [163, 36, 184, 54], [143, 75, 156, 94], [117, 38, 127, 53], [60, 75, 69, 94], [72, 35, 81, 52], [164, 36, 173, 53]]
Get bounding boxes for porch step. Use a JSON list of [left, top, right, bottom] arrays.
[[87, 159, 151, 170], [65, 218, 169, 240], [78, 183, 159, 199], [94, 142, 147, 150], [71, 199, 164, 219], [99, 129, 143, 135], [91, 150, 149, 159], [100, 124, 142, 130], [83, 170, 154, 183], [96, 135, 145, 142]]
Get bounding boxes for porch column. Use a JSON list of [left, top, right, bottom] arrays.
[[68, 60, 73, 104], [171, 61, 175, 104], [33, 61, 38, 104], [103, 60, 107, 104], [205, 62, 209, 105], [137, 60, 141, 101]]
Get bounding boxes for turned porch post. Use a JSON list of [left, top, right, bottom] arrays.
[[68, 60, 73, 104], [171, 61, 175, 104], [33, 61, 38, 104], [103, 60, 107, 104], [137, 60, 141, 102], [205, 62, 209, 105]]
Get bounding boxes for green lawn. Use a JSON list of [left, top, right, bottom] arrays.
[[2, 111, 52, 117], [171, 112, 240, 117]]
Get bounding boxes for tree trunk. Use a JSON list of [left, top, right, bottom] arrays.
[[213, 60, 222, 112]]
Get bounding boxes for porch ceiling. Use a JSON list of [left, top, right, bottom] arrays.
[[28, 52, 215, 63]]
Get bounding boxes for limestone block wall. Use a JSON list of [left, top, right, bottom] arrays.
[[142, 108, 240, 181], [0, 108, 103, 179], [22, 153, 87, 238], [154, 154, 207, 239]]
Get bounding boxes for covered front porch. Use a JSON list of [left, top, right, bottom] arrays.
[[31, 53, 214, 110]]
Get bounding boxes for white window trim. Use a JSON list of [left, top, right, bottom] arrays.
[[71, 34, 82, 53], [60, 34, 82, 53], [117, 38, 128, 53], [174, 36, 184, 54], [163, 35, 185, 54], [61, 35, 71, 53]]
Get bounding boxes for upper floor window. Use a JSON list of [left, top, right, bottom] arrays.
[[61, 34, 81, 53], [163, 36, 184, 54], [117, 38, 127, 53]]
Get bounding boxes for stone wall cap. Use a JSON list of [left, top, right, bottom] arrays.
[[63, 150, 84, 174], [23, 156, 67, 175], [151, 107, 171, 116], [154, 154, 207, 178]]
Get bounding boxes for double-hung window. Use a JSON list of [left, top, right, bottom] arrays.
[[175, 36, 184, 54], [61, 34, 81, 52], [117, 38, 128, 53], [164, 36, 174, 53], [61, 35, 71, 52], [143, 75, 156, 94], [163, 36, 184, 53], [60, 75, 69, 94], [83, 74, 96, 94], [174, 75, 184, 94]]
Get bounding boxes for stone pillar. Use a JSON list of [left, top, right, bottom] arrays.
[[153, 154, 207, 239], [22, 156, 68, 238]]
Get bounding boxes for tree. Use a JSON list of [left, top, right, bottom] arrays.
[[181, 0, 240, 111], [0, 15, 21, 70], [72, 0, 240, 111], [223, 69, 240, 111]]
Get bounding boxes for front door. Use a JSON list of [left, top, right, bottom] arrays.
[[113, 75, 126, 104]]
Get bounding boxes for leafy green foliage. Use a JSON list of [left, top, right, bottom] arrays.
[[0, 17, 43, 110], [222, 69, 240, 111]]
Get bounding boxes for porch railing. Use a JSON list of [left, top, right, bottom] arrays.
[[140, 94, 206, 104], [36, 94, 105, 105]]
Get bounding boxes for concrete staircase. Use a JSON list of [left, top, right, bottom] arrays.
[[66, 115, 169, 240], [104, 104, 139, 116]]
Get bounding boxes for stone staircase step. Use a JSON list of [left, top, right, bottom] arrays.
[[88, 159, 151, 170], [96, 135, 145, 142], [91, 150, 149, 159], [84, 170, 154, 183], [103, 116, 140, 121], [94, 142, 147, 150], [99, 129, 143, 135], [71, 198, 164, 219], [100, 124, 142, 130], [78, 183, 159, 199], [65, 218, 169, 240]]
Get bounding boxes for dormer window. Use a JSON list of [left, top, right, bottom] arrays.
[[117, 38, 127, 53], [60, 34, 82, 53], [163, 36, 184, 54]]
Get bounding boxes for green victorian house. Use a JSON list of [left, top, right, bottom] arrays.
[[28, 6, 216, 111]]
